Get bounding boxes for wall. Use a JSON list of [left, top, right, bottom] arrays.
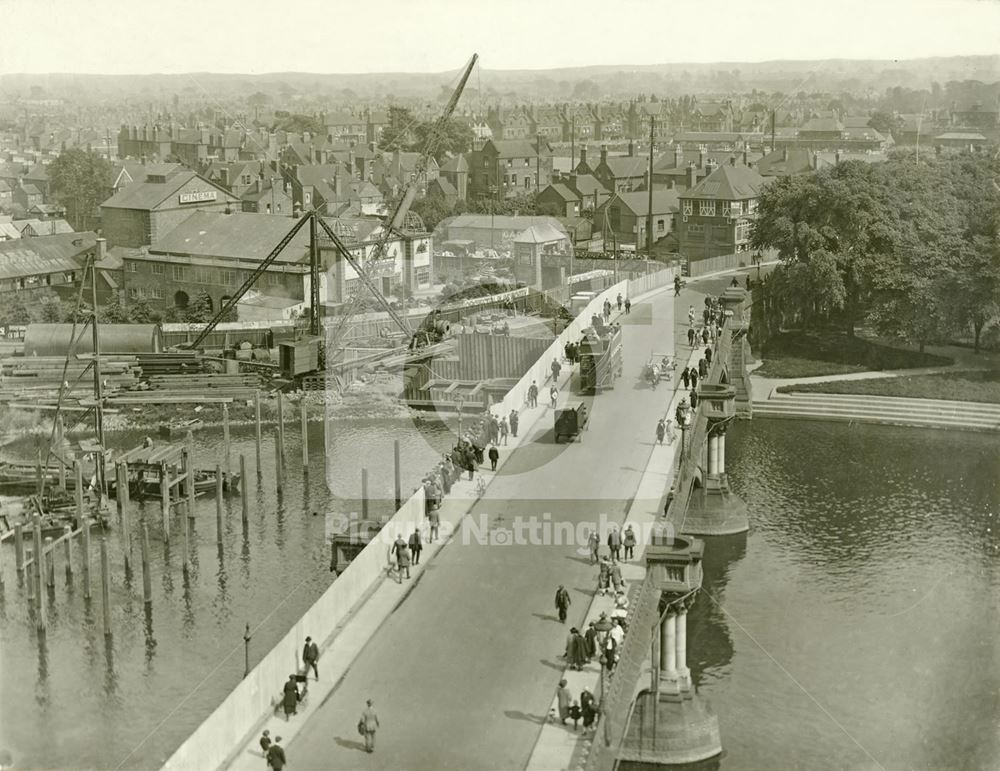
[[687, 252, 749, 277], [163, 488, 427, 771]]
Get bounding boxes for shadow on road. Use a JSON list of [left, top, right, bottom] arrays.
[[504, 710, 548, 725], [531, 612, 561, 623], [562, 554, 592, 565], [333, 737, 367, 753], [539, 658, 567, 671]]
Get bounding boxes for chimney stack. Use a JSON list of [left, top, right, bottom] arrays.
[[686, 162, 697, 189], [96, 237, 107, 261], [698, 146, 707, 168], [579, 146, 588, 168], [600, 144, 608, 165], [568, 172, 578, 191], [674, 144, 683, 167], [628, 140, 635, 157]]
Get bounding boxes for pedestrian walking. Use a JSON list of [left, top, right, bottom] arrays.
[[688, 305, 696, 327], [488, 444, 499, 471], [550, 384, 558, 408], [567, 627, 588, 671], [687, 327, 696, 347], [510, 409, 519, 437], [259, 730, 272, 761], [674, 275, 682, 296], [623, 524, 637, 560], [588, 530, 600, 564], [581, 689, 597, 732], [703, 307, 711, 326], [690, 368, 699, 389], [528, 381, 539, 408], [610, 561, 624, 593], [705, 346, 712, 365], [624, 298, 631, 314], [408, 528, 423, 566], [266, 737, 286, 770], [428, 508, 440, 543], [282, 675, 300, 720], [607, 526, 622, 562], [488, 414, 499, 444], [597, 557, 611, 596], [681, 367, 690, 389], [690, 388, 699, 409], [698, 357, 708, 378], [616, 293, 623, 311], [499, 416, 509, 445], [584, 621, 599, 660], [656, 418, 666, 445], [555, 584, 571, 623], [701, 327, 709, 345], [557, 679, 572, 725], [392, 534, 411, 579], [650, 362, 660, 390], [359, 699, 379, 753], [569, 700, 582, 730], [551, 357, 562, 383], [302, 636, 319, 679]]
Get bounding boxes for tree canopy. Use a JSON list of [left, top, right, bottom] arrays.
[[751, 151, 1000, 352], [48, 148, 113, 231]]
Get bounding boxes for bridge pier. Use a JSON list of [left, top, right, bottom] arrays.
[[618, 530, 722, 768]]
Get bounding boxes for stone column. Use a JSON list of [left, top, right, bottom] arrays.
[[717, 431, 726, 475], [677, 607, 691, 689], [661, 610, 677, 681], [707, 433, 718, 476]]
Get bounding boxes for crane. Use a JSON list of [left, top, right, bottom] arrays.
[[181, 54, 479, 355]]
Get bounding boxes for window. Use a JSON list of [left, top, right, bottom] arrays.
[[525, 158, 531, 167], [507, 159, 512, 167], [688, 224, 704, 235], [682, 201, 693, 216], [304, 192, 312, 205], [524, 177, 530, 189], [736, 222, 750, 241], [722, 203, 731, 218], [150, 287, 165, 299], [699, 200, 716, 216], [657, 218, 665, 232], [511, 173, 517, 185], [129, 287, 139, 299], [731, 201, 743, 216], [127, 262, 137, 273], [152, 263, 165, 275], [171, 266, 185, 281], [713, 225, 730, 239], [220, 270, 237, 285], [747, 199, 757, 213]]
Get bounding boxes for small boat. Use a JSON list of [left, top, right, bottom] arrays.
[[0, 461, 80, 494], [125, 468, 240, 499], [158, 419, 205, 439]]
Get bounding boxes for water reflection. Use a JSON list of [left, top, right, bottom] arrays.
[[34, 631, 49, 710], [143, 605, 156, 670], [103, 634, 119, 703], [689, 533, 746, 686]]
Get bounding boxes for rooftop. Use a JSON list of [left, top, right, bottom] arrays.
[[684, 162, 765, 200], [101, 170, 237, 211], [0, 231, 97, 280], [148, 211, 309, 263]]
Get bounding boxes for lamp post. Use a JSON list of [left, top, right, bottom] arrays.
[[243, 623, 252, 678], [752, 251, 763, 282]]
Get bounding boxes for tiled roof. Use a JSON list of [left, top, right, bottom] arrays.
[[24, 164, 48, 182], [756, 148, 821, 177], [602, 155, 651, 178], [569, 174, 609, 197], [935, 132, 988, 141], [843, 126, 885, 141], [609, 190, 680, 217], [430, 177, 457, 197], [843, 116, 873, 128], [102, 170, 237, 210], [486, 139, 551, 159], [449, 214, 567, 232], [148, 211, 308, 263], [440, 154, 469, 173], [542, 183, 578, 202], [18, 184, 42, 197], [684, 163, 765, 200], [800, 117, 845, 133]]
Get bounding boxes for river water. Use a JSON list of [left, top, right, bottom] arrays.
[[0, 414, 456, 770], [692, 419, 999, 771]]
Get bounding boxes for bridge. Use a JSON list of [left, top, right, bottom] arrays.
[[162, 269, 755, 771]]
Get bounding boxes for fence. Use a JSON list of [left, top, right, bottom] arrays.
[[686, 252, 750, 277]]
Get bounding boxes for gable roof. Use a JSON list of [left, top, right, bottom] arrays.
[[602, 155, 651, 179], [0, 231, 97, 279], [541, 183, 578, 202], [440, 154, 469, 173], [148, 211, 308, 263], [610, 190, 680, 217], [17, 184, 42, 197], [800, 117, 844, 133], [513, 223, 568, 244], [429, 177, 458, 198], [756, 148, 822, 177], [448, 214, 567, 233], [684, 163, 765, 200], [568, 173, 610, 198], [24, 164, 49, 182], [101, 170, 237, 210], [485, 139, 552, 159], [843, 116, 873, 128]]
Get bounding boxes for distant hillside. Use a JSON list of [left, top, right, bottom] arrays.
[[1, 56, 998, 102]]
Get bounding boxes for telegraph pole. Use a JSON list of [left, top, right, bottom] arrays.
[[309, 211, 320, 336], [646, 117, 655, 259]]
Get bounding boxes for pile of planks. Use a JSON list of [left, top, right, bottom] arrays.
[[135, 352, 205, 376], [0, 355, 140, 402], [138, 372, 263, 401]]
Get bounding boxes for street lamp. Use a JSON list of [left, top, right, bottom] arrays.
[[752, 252, 763, 282], [243, 623, 252, 678]]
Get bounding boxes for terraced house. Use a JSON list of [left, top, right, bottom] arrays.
[[469, 137, 554, 199], [676, 158, 765, 262]]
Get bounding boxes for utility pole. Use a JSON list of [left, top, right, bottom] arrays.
[[646, 116, 655, 259], [770, 109, 776, 154], [308, 211, 320, 336], [90, 253, 106, 501], [570, 115, 576, 172]]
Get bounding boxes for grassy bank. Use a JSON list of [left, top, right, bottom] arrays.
[[777, 370, 1000, 404], [754, 330, 952, 378]]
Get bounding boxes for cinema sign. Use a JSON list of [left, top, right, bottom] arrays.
[[178, 190, 218, 204]]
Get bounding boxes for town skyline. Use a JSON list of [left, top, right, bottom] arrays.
[[5, 0, 1000, 76]]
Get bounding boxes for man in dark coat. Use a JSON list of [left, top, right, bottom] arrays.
[[581, 690, 597, 732], [282, 675, 299, 720], [690, 368, 699, 389], [266, 737, 287, 770], [584, 621, 599, 660], [488, 444, 500, 471], [408, 528, 423, 566], [705, 346, 713, 365], [624, 298, 631, 314], [462, 444, 477, 480], [687, 327, 696, 347], [681, 367, 690, 388], [555, 584, 571, 623], [698, 357, 709, 378], [509, 409, 519, 437], [566, 627, 588, 670], [528, 381, 539, 408], [690, 389, 699, 409], [302, 636, 319, 679]]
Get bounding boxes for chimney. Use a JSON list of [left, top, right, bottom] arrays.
[[628, 140, 635, 157], [348, 149, 356, 177], [811, 152, 819, 170], [674, 144, 683, 167], [96, 237, 107, 261], [579, 146, 587, 167], [686, 162, 697, 189], [698, 146, 707, 168], [568, 172, 578, 191], [706, 159, 718, 175], [600, 144, 608, 166], [303, 131, 311, 144], [220, 167, 229, 187]]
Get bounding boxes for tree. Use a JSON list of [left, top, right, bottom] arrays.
[[273, 113, 324, 136], [380, 106, 415, 151], [868, 110, 901, 138], [48, 148, 113, 231], [183, 291, 215, 323], [100, 293, 133, 323], [412, 118, 474, 159]]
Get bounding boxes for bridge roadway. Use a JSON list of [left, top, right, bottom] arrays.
[[289, 287, 680, 770]]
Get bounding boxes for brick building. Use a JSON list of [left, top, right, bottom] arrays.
[[677, 159, 765, 262], [468, 138, 554, 200], [594, 190, 679, 248], [100, 168, 240, 248]]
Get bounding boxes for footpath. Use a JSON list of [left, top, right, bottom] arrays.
[[524, 284, 705, 771]]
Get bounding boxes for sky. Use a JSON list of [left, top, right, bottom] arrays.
[[1, 0, 998, 75]]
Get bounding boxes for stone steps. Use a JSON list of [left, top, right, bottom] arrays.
[[752, 392, 1000, 432]]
